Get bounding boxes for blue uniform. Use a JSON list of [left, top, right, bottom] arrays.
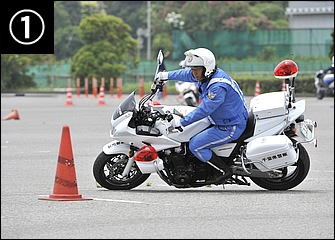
[[167, 68, 248, 162], [323, 65, 334, 86]]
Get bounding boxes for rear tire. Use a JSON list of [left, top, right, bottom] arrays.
[[93, 152, 150, 190], [250, 142, 310, 190]]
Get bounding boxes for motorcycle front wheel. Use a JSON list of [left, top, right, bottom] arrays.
[[250, 142, 310, 190], [316, 88, 325, 99], [185, 97, 197, 107], [93, 152, 150, 190]]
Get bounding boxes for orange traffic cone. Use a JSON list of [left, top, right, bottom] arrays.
[[254, 81, 261, 96], [3, 109, 20, 120], [162, 85, 167, 99], [281, 80, 286, 92], [38, 125, 92, 201], [98, 85, 106, 106], [65, 86, 74, 106]]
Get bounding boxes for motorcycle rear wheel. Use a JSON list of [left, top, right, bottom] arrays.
[[93, 152, 150, 190], [250, 142, 310, 190]]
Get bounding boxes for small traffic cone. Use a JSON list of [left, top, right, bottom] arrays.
[[178, 91, 182, 99], [281, 80, 286, 92], [98, 85, 106, 106], [254, 81, 261, 96], [3, 109, 20, 120], [65, 86, 74, 106], [162, 85, 167, 98], [38, 125, 93, 201]]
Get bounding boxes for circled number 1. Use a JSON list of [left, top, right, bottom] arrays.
[[21, 16, 30, 39]]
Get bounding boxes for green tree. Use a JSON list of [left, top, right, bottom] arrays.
[[152, 32, 173, 58], [54, 26, 84, 61], [70, 14, 138, 80], [148, 1, 290, 56], [104, 1, 147, 38], [60, 1, 82, 25], [54, 1, 71, 32], [1, 55, 54, 91], [81, 1, 102, 18], [251, 2, 289, 29], [329, 30, 334, 58]]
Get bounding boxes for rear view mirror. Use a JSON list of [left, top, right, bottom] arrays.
[[157, 50, 164, 65]]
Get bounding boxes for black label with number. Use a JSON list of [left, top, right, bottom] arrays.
[[1, 1, 54, 54]]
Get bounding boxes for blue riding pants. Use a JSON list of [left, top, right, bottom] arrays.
[[189, 124, 245, 162]]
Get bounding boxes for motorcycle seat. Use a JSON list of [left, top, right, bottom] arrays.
[[231, 111, 255, 143]]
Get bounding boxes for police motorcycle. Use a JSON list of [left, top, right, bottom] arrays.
[[93, 50, 317, 191], [314, 69, 334, 100], [175, 60, 200, 107]]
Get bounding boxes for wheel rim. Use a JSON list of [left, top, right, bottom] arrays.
[[103, 154, 140, 184]]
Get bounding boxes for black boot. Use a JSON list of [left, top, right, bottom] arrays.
[[207, 153, 233, 183]]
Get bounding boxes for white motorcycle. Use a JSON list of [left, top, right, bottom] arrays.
[[314, 69, 334, 99], [93, 51, 317, 191], [175, 81, 199, 107]]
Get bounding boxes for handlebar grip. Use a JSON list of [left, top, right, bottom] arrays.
[[176, 126, 183, 132]]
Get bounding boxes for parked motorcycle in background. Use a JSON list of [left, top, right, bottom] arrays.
[[93, 50, 318, 191], [314, 56, 334, 99], [175, 60, 200, 107]]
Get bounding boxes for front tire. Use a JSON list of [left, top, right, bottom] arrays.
[[250, 143, 310, 190], [316, 88, 325, 99], [93, 152, 150, 190], [185, 97, 197, 107]]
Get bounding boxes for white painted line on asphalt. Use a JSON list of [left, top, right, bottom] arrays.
[[92, 198, 174, 205]]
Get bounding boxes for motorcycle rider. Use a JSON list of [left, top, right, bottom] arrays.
[[322, 56, 334, 86], [155, 47, 248, 182], [175, 60, 200, 106]]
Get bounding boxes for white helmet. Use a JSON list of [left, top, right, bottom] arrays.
[[179, 60, 185, 68], [184, 48, 216, 78]]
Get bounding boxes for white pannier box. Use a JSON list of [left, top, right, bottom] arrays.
[[245, 135, 298, 172], [249, 92, 287, 119]]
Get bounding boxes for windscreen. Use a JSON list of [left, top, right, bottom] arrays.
[[112, 91, 136, 120]]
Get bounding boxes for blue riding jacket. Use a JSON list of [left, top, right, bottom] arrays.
[[167, 68, 248, 128]]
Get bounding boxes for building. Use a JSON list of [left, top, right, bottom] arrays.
[[285, 1, 334, 29]]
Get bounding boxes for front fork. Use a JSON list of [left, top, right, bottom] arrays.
[[121, 144, 136, 177]]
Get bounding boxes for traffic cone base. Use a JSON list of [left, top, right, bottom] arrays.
[[3, 109, 20, 120], [38, 194, 92, 201], [38, 125, 92, 201]]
